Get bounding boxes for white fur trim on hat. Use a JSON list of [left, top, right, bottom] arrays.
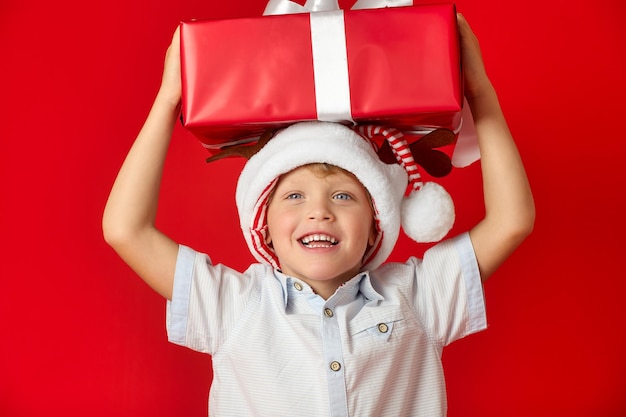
[[236, 121, 407, 271]]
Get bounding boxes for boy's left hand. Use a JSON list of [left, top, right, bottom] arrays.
[[457, 13, 491, 100]]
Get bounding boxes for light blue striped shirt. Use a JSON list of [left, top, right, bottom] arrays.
[[167, 232, 486, 416]]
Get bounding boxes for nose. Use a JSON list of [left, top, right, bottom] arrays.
[[307, 198, 334, 221]]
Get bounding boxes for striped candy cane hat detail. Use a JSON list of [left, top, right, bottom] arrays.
[[235, 121, 454, 271], [356, 125, 455, 243]]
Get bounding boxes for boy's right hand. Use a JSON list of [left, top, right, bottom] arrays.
[[158, 27, 182, 107]]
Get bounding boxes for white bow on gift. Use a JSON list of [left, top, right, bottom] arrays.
[[262, 0, 480, 167], [264, 0, 413, 14]]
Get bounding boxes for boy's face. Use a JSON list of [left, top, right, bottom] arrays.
[[265, 165, 376, 297]]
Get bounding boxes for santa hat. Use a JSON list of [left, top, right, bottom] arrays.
[[235, 121, 455, 271]]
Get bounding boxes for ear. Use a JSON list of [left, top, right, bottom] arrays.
[[265, 230, 273, 246], [368, 221, 377, 247]]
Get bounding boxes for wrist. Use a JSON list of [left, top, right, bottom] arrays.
[[154, 88, 182, 115], [465, 78, 496, 104]]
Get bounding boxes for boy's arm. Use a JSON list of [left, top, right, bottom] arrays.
[[102, 28, 182, 300], [458, 15, 536, 281]]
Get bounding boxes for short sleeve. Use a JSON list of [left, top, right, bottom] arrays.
[[166, 245, 261, 354], [406, 232, 486, 346], [166, 245, 196, 346]]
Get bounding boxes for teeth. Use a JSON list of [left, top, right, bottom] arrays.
[[301, 234, 337, 245]]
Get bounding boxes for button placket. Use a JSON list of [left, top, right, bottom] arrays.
[[320, 301, 348, 416]]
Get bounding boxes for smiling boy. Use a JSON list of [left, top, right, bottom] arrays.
[[103, 15, 535, 417], [265, 164, 377, 299]]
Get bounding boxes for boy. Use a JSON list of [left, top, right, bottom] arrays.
[[103, 14, 534, 416]]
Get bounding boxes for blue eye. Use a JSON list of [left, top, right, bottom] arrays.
[[286, 193, 303, 199], [333, 193, 352, 200]]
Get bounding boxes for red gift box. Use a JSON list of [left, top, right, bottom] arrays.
[[180, 3, 462, 152]]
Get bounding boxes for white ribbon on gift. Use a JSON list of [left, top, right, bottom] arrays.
[[262, 0, 480, 166], [310, 11, 352, 123]]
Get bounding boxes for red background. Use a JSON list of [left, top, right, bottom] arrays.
[[1, 0, 625, 416]]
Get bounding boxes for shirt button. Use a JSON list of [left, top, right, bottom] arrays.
[[294, 282, 303, 291], [377, 323, 389, 333], [324, 308, 334, 318], [330, 361, 341, 372]]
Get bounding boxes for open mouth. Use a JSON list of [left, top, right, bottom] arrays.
[[300, 234, 338, 248]]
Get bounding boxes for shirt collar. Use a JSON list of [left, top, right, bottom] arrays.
[[274, 269, 384, 309]]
